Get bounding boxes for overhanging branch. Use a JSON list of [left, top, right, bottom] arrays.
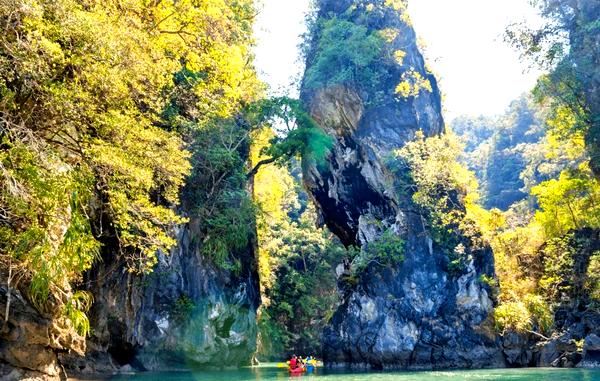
[[247, 157, 277, 180]]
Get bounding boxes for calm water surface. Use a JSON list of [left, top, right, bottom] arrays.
[[85, 364, 600, 381]]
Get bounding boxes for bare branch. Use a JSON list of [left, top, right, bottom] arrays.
[[246, 157, 277, 180]]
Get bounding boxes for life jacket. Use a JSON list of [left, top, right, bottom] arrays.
[[290, 358, 297, 369]]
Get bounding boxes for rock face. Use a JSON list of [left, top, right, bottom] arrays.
[[579, 334, 600, 368], [301, 0, 503, 369], [61, 222, 260, 374], [0, 285, 85, 379]]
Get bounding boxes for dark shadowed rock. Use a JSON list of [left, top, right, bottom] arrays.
[[502, 332, 534, 366], [537, 332, 578, 367], [578, 334, 600, 368]]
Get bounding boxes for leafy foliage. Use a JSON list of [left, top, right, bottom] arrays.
[[532, 165, 600, 237], [395, 69, 433, 98], [245, 97, 334, 171], [257, 209, 343, 358], [302, 1, 429, 105], [170, 294, 196, 327], [350, 230, 405, 274], [64, 291, 94, 337], [452, 95, 548, 210], [506, 0, 600, 179], [304, 18, 385, 91], [395, 131, 485, 274], [588, 252, 600, 303], [494, 294, 553, 335], [252, 130, 342, 358], [183, 118, 258, 271], [0, 0, 261, 335], [471, 92, 600, 338]]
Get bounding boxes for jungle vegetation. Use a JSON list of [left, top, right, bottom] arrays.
[[0, 0, 598, 361]]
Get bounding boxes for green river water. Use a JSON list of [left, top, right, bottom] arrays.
[[82, 364, 600, 381]]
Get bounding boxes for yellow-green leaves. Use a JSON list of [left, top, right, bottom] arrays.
[[494, 294, 552, 335], [532, 163, 600, 237], [397, 131, 479, 215], [395, 131, 483, 273], [64, 290, 94, 337], [379, 28, 399, 43], [0, 0, 261, 331], [395, 69, 433, 98], [384, 0, 407, 12], [0, 132, 99, 312], [393, 50, 406, 65], [384, 0, 410, 24]]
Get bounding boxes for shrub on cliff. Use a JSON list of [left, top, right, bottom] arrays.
[[494, 294, 553, 335], [350, 230, 405, 274], [303, 17, 385, 91], [394, 131, 486, 274]]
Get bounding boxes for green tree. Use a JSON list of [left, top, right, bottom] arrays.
[[0, 0, 262, 336], [507, 0, 600, 178]]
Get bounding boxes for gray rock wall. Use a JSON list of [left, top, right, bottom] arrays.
[[0, 215, 260, 379]]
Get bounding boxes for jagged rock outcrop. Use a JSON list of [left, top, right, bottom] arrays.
[[579, 334, 600, 368], [0, 284, 85, 380], [301, 0, 504, 369], [60, 222, 260, 374]]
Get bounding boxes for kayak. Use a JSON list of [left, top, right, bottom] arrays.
[[289, 366, 305, 375]]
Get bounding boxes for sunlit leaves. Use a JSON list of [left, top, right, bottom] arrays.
[[0, 0, 260, 333], [510, 0, 600, 178], [395, 131, 484, 272], [494, 294, 553, 335], [379, 28, 399, 43], [395, 69, 432, 98], [532, 164, 600, 237], [393, 49, 406, 65]]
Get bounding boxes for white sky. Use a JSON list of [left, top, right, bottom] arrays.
[[253, 0, 311, 97], [253, 0, 544, 121]]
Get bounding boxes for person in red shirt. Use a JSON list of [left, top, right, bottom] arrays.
[[289, 354, 298, 369]]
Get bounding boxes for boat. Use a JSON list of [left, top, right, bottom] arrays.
[[288, 366, 305, 375]]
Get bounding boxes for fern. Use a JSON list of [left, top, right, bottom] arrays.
[[64, 291, 94, 337]]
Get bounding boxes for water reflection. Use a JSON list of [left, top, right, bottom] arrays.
[[100, 364, 600, 381]]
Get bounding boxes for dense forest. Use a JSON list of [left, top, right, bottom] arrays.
[[0, 0, 599, 378]]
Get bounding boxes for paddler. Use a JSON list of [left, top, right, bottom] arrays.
[[305, 355, 315, 373]]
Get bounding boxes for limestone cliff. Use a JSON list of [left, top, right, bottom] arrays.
[[59, 220, 260, 374], [300, 0, 504, 369], [1, 220, 260, 379]]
